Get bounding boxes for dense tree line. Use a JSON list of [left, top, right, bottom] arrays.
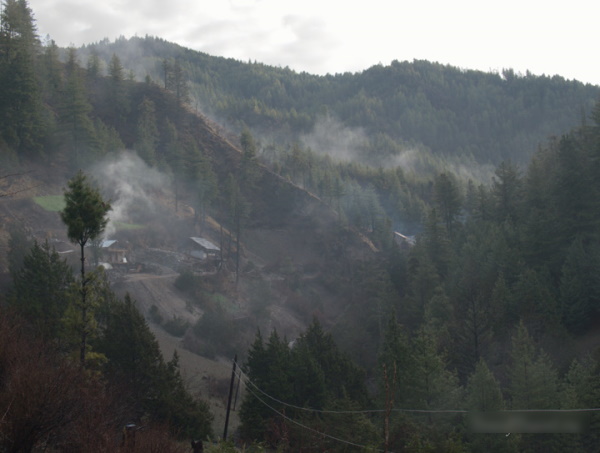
[[239, 320, 377, 450], [79, 36, 599, 168], [5, 232, 213, 449], [381, 104, 600, 450], [233, 103, 600, 451]]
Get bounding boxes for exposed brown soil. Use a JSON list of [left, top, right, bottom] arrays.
[[114, 271, 199, 322]]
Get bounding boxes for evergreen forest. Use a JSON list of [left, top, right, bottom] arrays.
[[2, 1, 600, 451]]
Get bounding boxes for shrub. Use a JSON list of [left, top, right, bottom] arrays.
[[149, 304, 164, 324], [175, 269, 196, 292], [163, 316, 189, 337]]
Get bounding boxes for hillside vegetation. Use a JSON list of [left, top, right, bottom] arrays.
[[3, 1, 600, 451], [80, 36, 600, 168]]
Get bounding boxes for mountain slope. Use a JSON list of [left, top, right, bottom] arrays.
[[79, 36, 600, 167]]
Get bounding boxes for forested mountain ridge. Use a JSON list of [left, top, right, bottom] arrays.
[[0, 1, 384, 448], [4, 1, 600, 451], [79, 35, 600, 167]]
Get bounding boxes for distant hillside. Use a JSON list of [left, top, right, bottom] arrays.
[[79, 36, 600, 168], [0, 18, 382, 350]]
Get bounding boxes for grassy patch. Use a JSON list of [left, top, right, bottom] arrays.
[[33, 195, 65, 212]]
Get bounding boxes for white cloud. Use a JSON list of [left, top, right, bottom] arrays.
[[28, 0, 600, 85]]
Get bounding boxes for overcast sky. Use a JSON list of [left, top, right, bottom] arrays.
[[27, 0, 600, 86]]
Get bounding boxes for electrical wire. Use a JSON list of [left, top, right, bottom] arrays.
[[234, 360, 600, 416], [235, 365, 385, 414], [228, 358, 600, 451], [242, 377, 388, 452], [237, 364, 467, 415]]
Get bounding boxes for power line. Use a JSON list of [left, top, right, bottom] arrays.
[[236, 365, 384, 415], [234, 365, 387, 451], [242, 379, 388, 452], [229, 359, 600, 450], [235, 361, 600, 416]]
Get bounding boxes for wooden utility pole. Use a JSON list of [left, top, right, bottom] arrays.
[[223, 354, 238, 441]]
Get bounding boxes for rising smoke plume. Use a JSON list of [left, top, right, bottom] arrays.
[[300, 113, 367, 162], [91, 151, 169, 239]]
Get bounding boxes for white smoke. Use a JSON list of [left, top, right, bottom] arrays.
[[389, 148, 422, 169], [300, 113, 367, 162], [91, 151, 169, 239]]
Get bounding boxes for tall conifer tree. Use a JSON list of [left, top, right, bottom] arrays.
[[60, 170, 111, 366], [0, 0, 45, 156]]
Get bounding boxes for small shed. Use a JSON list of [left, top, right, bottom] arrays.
[[92, 239, 127, 264], [187, 237, 220, 260], [104, 240, 128, 264]]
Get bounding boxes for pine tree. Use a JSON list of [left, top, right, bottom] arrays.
[[465, 360, 517, 452], [508, 321, 558, 410], [60, 170, 111, 366], [240, 322, 370, 445], [406, 326, 461, 414], [466, 359, 504, 412], [86, 50, 102, 79], [239, 329, 292, 444], [521, 147, 560, 267], [40, 38, 62, 105], [562, 357, 600, 451], [0, 0, 46, 156], [290, 340, 326, 409], [511, 268, 561, 338], [188, 144, 217, 229], [98, 294, 213, 438], [107, 53, 130, 123], [491, 161, 523, 223], [225, 173, 248, 283], [58, 48, 98, 166], [377, 314, 412, 408], [451, 238, 500, 375], [164, 119, 184, 210], [155, 351, 213, 439], [507, 321, 566, 453], [433, 172, 462, 232], [239, 330, 269, 441], [134, 96, 159, 165], [108, 52, 124, 82], [171, 58, 189, 106], [422, 208, 451, 279], [560, 237, 600, 332], [552, 131, 598, 246], [263, 330, 293, 403], [405, 248, 440, 325], [296, 318, 368, 406], [9, 239, 74, 338], [98, 292, 160, 410], [239, 127, 259, 188]]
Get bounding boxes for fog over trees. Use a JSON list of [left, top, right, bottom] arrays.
[[2, 1, 600, 451]]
